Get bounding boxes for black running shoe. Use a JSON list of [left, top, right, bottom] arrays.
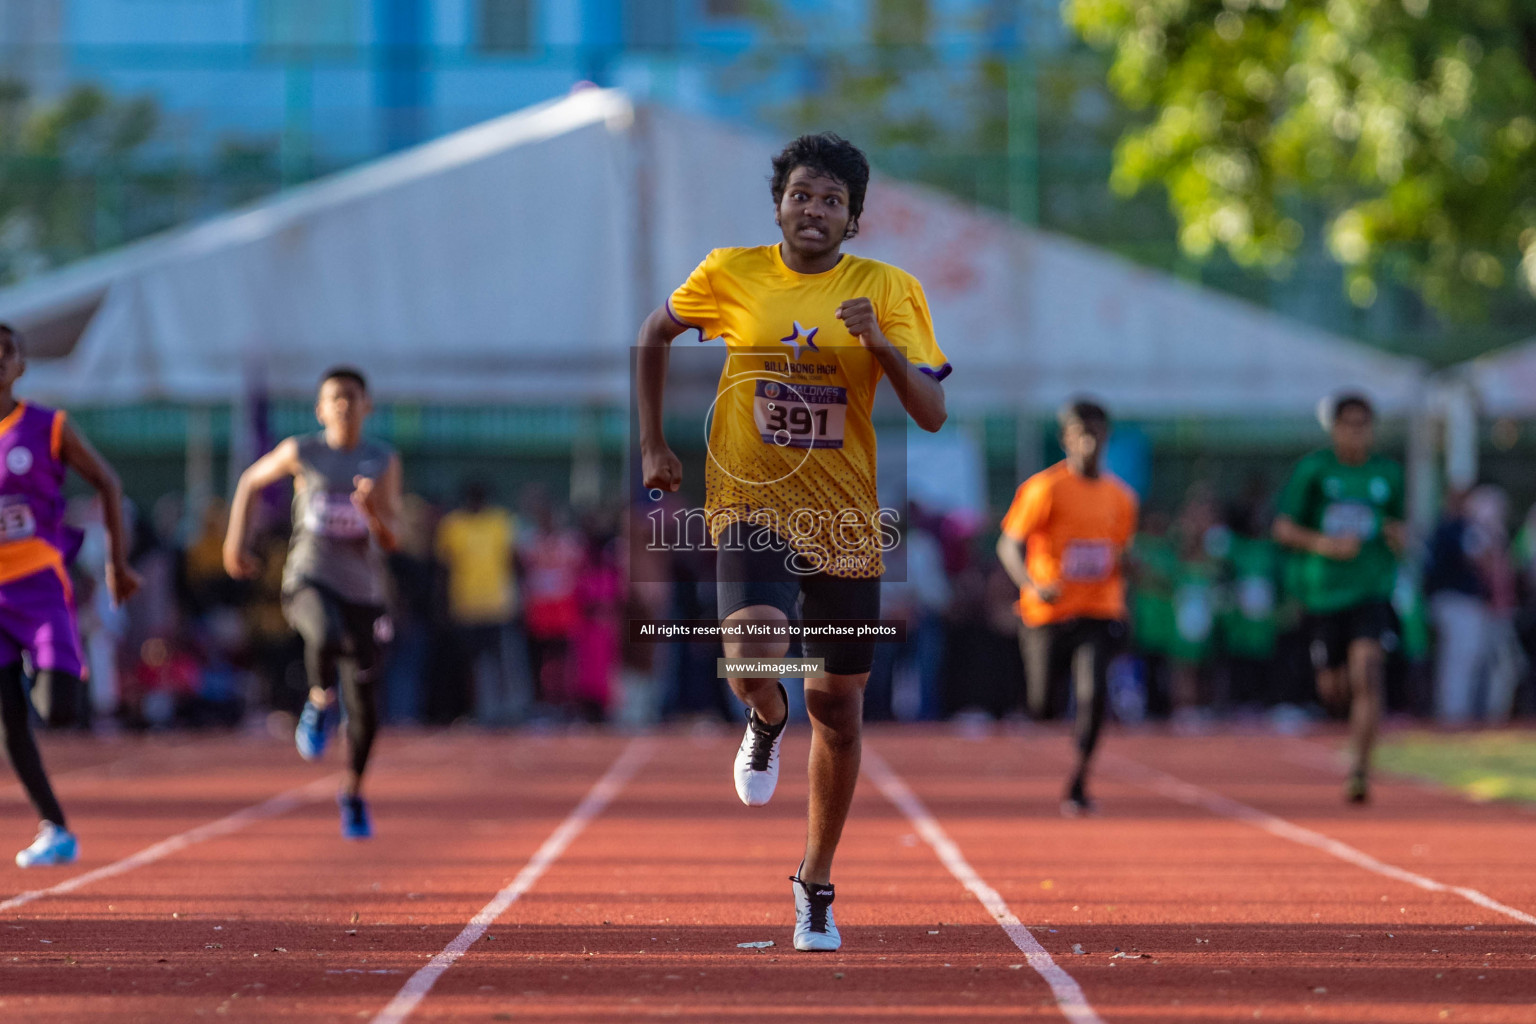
[[1061, 776, 1095, 817], [1345, 770, 1370, 805]]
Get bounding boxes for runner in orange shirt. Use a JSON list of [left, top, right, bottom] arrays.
[[997, 399, 1138, 815]]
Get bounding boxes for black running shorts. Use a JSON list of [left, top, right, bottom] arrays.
[[715, 523, 881, 676], [1305, 599, 1398, 671], [282, 580, 389, 681], [1019, 617, 1125, 720]]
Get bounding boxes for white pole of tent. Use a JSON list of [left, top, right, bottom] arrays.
[[1405, 379, 1439, 561], [620, 97, 654, 508], [1442, 377, 1479, 491], [1015, 409, 1042, 488], [185, 405, 214, 523], [228, 381, 253, 500], [570, 409, 603, 509]]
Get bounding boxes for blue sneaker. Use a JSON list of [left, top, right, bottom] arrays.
[[295, 701, 332, 761], [339, 794, 373, 840], [15, 821, 79, 868]]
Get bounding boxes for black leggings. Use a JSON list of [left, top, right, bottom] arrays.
[[1021, 618, 1122, 763], [283, 585, 383, 783], [0, 663, 68, 828]]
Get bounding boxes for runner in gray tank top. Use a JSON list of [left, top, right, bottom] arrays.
[[283, 431, 393, 605], [224, 366, 402, 840]]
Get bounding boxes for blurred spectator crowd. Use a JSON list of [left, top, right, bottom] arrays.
[[54, 472, 1536, 734]]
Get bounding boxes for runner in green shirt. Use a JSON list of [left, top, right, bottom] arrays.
[[1274, 393, 1406, 804]]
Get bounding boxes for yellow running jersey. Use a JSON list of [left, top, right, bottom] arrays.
[[668, 244, 951, 578]]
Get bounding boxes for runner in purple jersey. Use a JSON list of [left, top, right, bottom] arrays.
[[0, 323, 141, 867]]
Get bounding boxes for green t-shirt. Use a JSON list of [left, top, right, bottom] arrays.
[[1220, 536, 1280, 660], [1277, 449, 1404, 613], [1393, 568, 1430, 663], [1130, 534, 1178, 656], [1169, 556, 1220, 664]]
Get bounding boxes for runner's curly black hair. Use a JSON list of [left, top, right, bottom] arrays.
[[770, 133, 870, 239]]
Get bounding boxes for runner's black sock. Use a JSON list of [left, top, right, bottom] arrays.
[[340, 661, 379, 792], [0, 663, 67, 828], [1073, 647, 1108, 761]]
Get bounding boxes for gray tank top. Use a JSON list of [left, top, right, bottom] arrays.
[[283, 433, 394, 606]]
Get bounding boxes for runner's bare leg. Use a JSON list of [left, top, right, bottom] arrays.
[[799, 671, 867, 885]]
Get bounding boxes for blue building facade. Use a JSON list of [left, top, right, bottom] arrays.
[[1, 1, 1058, 168]]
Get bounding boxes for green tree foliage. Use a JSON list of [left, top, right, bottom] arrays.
[[0, 82, 158, 283], [1064, 0, 1536, 316], [746, 0, 946, 152], [737, 3, 1185, 260]]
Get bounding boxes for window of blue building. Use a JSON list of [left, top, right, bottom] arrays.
[[624, 0, 677, 50], [259, 0, 358, 48], [479, 0, 536, 53], [702, 0, 751, 18]]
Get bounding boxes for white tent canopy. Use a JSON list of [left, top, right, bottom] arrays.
[[5, 89, 642, 405], [1457, 338, 1536, 418], [1427, 337, 1536, 489], [646, 117, 1428, 418], [2, 87, 1427, 416]]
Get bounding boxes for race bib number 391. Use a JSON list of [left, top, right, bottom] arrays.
[[754, 381, 847, 450]]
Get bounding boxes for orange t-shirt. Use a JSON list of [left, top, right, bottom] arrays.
[[1000, 462, 1138, 627]]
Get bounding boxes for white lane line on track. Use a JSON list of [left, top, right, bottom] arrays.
[[371, 737, 654, 1024], [1107, 754, 1536, 927], [1, 773, 341, 912], [863, 748, 1104, 1024], [0, 738, 199, 800]]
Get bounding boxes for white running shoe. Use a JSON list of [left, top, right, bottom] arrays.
[[733, 683, 788, 807], [791, 872, 841, 952], [15, 821, 78, 868]]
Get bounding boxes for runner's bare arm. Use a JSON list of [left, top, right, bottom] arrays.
[[1273, 515, 1360, 561], [224, 437, 301, 579], [995, 533, 1057, 603], [353, 452, 403, 552], [836, 297, 946, 432], [58, 418, 141, 605], [637, 304, 691, 492]]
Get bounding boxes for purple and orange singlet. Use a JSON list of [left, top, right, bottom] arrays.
[[0, 402, 75, 586], [0, 402, 88, 677]]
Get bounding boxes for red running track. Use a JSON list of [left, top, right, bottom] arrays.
[[1, 724, 1533, 1022]]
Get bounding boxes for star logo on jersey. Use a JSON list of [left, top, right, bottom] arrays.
[[780, 321, 820, 361]]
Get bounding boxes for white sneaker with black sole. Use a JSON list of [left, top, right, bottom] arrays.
[[790, 871, 841, 951], [733, 682, 788, 807]]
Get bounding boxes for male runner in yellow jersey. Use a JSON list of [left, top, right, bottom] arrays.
[[637, 134, 950, 952]]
